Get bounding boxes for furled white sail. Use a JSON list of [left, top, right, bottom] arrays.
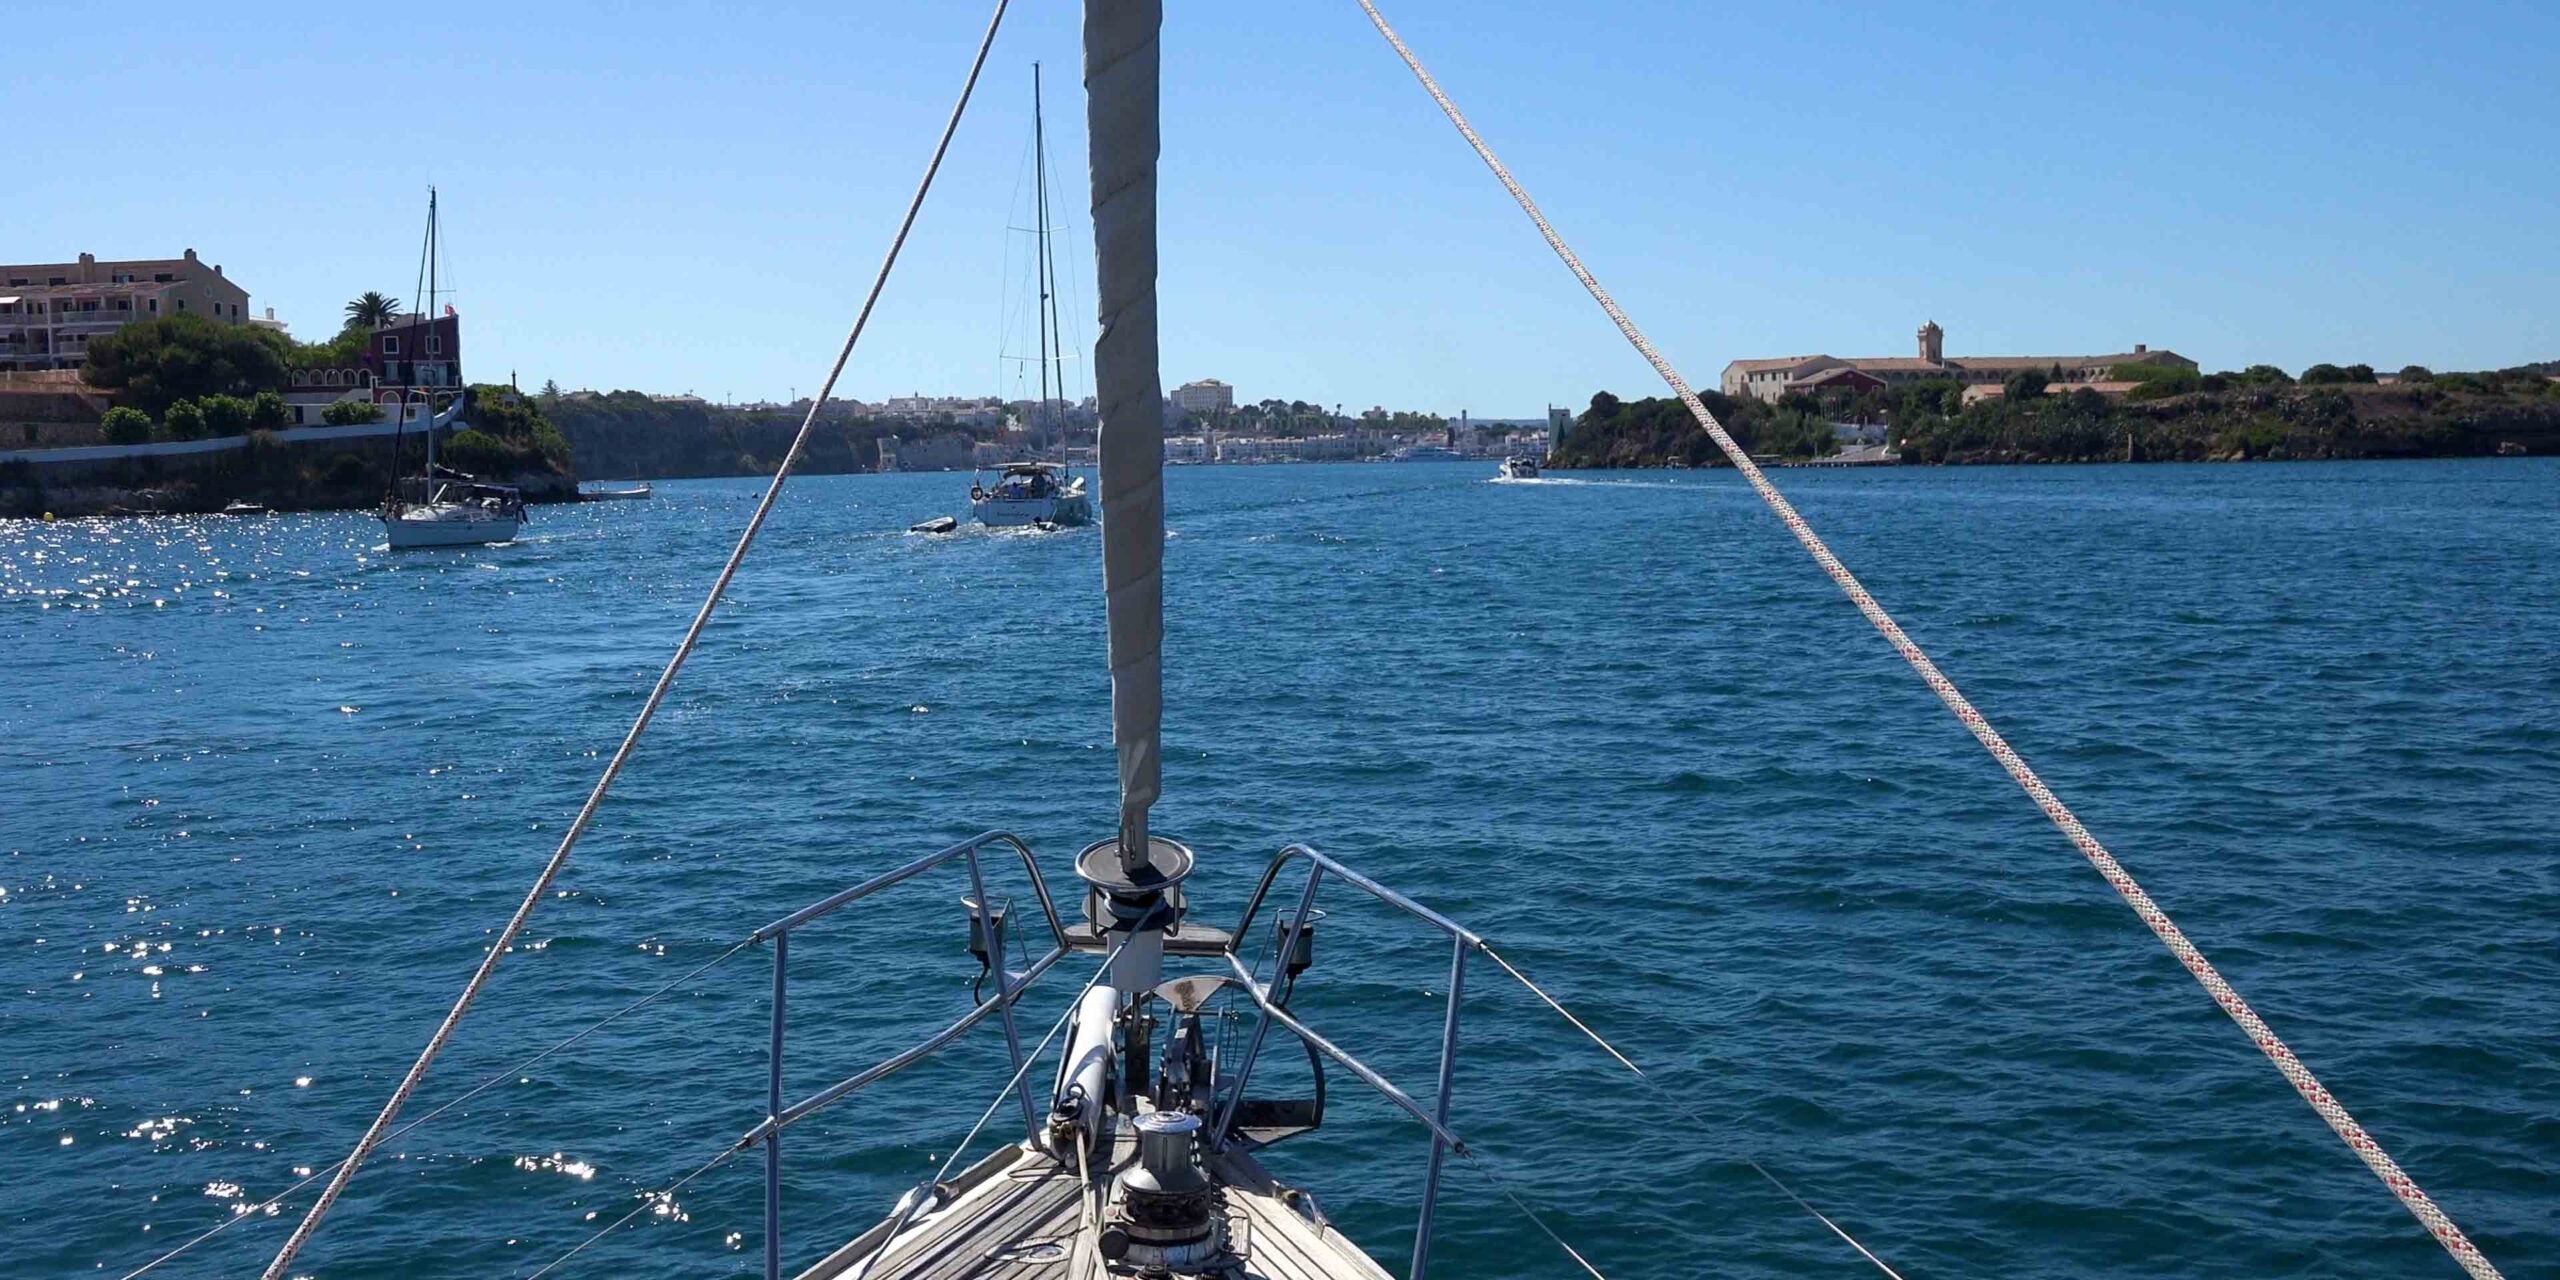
[[1085, 0, 1164, 858]]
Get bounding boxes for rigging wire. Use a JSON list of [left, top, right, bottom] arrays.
[[120, 937, 755, 1280], [255, 5, 1018, 1276], [521, 1143, 742, 1280], [847, 937, 1126, 1280], [1480, 945, 1907, 1280], [1350, 3, 2504, 1277]]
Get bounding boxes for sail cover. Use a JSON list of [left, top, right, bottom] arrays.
[[1086, 0, 1164, 857]]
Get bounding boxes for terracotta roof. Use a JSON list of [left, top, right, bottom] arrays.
[[1838, 357, 1949, 371], [1788, 366, 1887, 386], [1722, 355, 1835, 372]]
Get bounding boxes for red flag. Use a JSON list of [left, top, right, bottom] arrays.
[[443, 304, 456, 317]]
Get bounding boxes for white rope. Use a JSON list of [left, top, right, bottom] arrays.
[[1354, 5, 2501, 1276], [256, 6, 1015, 1276], [1483, 945, 1905, 1280], [121, 937, 752, 1279]]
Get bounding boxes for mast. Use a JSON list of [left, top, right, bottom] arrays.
[[1033, 63, 1054, 456], [424, 187, 440, 478], [1085, 0, 1163, 867], [1035, 62, 1070, 472]]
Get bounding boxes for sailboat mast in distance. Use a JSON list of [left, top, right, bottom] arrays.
[[1033, 63, 1053, 442]]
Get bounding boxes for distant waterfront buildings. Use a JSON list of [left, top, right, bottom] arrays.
[[1171, 378, 1233, 414], [1720, 321, 2195, 404], [0, 250, 252, 372]]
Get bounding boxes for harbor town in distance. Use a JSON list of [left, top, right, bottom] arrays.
[[2, 247, 2554, 518]]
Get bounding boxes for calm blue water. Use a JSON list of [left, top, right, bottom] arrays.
[[4, 460, 2555, 1280]]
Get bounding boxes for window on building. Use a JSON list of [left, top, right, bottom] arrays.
[[6, 278, 25, 286], [153, 273, 173, 283], [176, 299, 187, 310], [114, 300, 130, 311], [383, 336, 400, 355], [148, 299, 158, 313], [49, 276, 67, 286], [426, 335, 441, 355]]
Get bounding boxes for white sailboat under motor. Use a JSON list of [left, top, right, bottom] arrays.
[[973, 63, 1094, 530], [379, 189, 523, 550], [233, 6, 2515, 1280], [971, 460, 1093, 527]]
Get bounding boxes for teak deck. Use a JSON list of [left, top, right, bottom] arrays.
[[792, 1139, 1391, 1280]]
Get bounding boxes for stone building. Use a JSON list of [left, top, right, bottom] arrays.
[[1720, 321, 2194, 404]]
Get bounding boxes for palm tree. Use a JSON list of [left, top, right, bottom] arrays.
[[345, 292, 403, 330]]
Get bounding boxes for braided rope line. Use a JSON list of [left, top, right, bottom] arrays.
[[1351, 4, 2499, 1276], [258, 6, 1016, 1276]]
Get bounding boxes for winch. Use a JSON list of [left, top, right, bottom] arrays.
[[1098, 1110, 1229, 1274]]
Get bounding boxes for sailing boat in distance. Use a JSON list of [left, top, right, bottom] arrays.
[[380, 188, 525, 550], [972, 63, 1093, 530]]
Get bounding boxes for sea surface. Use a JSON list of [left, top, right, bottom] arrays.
[[3, 459, 2554, 1280]]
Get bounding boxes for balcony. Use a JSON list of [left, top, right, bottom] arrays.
[[44, 309, 140, 329]]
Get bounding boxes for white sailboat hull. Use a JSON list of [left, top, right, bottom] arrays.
[[384, 504, 523, 548], [971, 491, 1093, 527]]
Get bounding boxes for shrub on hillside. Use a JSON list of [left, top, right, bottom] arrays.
[[102, 406, 153, 445], [322, 399, 381, 426], [81, 312, 290, 415], [161, 400, 208, 440], [199, 394, 254, 437]]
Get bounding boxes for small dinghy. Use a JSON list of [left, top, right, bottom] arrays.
[[908, 515, 957, 534]]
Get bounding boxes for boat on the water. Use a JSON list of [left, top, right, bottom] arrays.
[[379, 190, 522, 551], [1390, 443, 1458, 462], [971, 460, 1093, 528], [1496, 455, 1540, 480], [580, 481, 653, 501], [219, 499, 271, 516], [970, 66, 1093, 532], [386, 468, 525, 548], [232, 7, 2512, 1280]]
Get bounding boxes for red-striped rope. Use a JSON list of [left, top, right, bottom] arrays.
[[1352, 3, 2502, 1275]]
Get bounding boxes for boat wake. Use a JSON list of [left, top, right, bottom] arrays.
[[1487, 475, 1694, 490]]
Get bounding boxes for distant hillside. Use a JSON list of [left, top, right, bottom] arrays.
[[1551, 365, 2560, 468], [546, 392, 988, 478]]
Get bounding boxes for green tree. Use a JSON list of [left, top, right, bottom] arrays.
[[199, 394, 254, 436], [345, 292, 403, 329], [162, 399, 208, 440], [2396, 365, 2433, 382], [82, 312, 291, 415], [2300, 363, 2372, 385], [539, 378, 563, 404], [250, 390, 289, 430], [323, 398, 381, 426], [101, 406, 152, 445], [2004, 368, 2049, 402]]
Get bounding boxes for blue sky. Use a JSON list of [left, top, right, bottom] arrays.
[[19, 0, 2557, 415]]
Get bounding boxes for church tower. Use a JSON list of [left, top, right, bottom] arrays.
[[1918, 320, 1944, 364]]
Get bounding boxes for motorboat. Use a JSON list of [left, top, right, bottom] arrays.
[[220, 499, 271, 516], [971, 460, 1092, 528], [580, 481, 653, 501], [1496, 455, 1540, 480]]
